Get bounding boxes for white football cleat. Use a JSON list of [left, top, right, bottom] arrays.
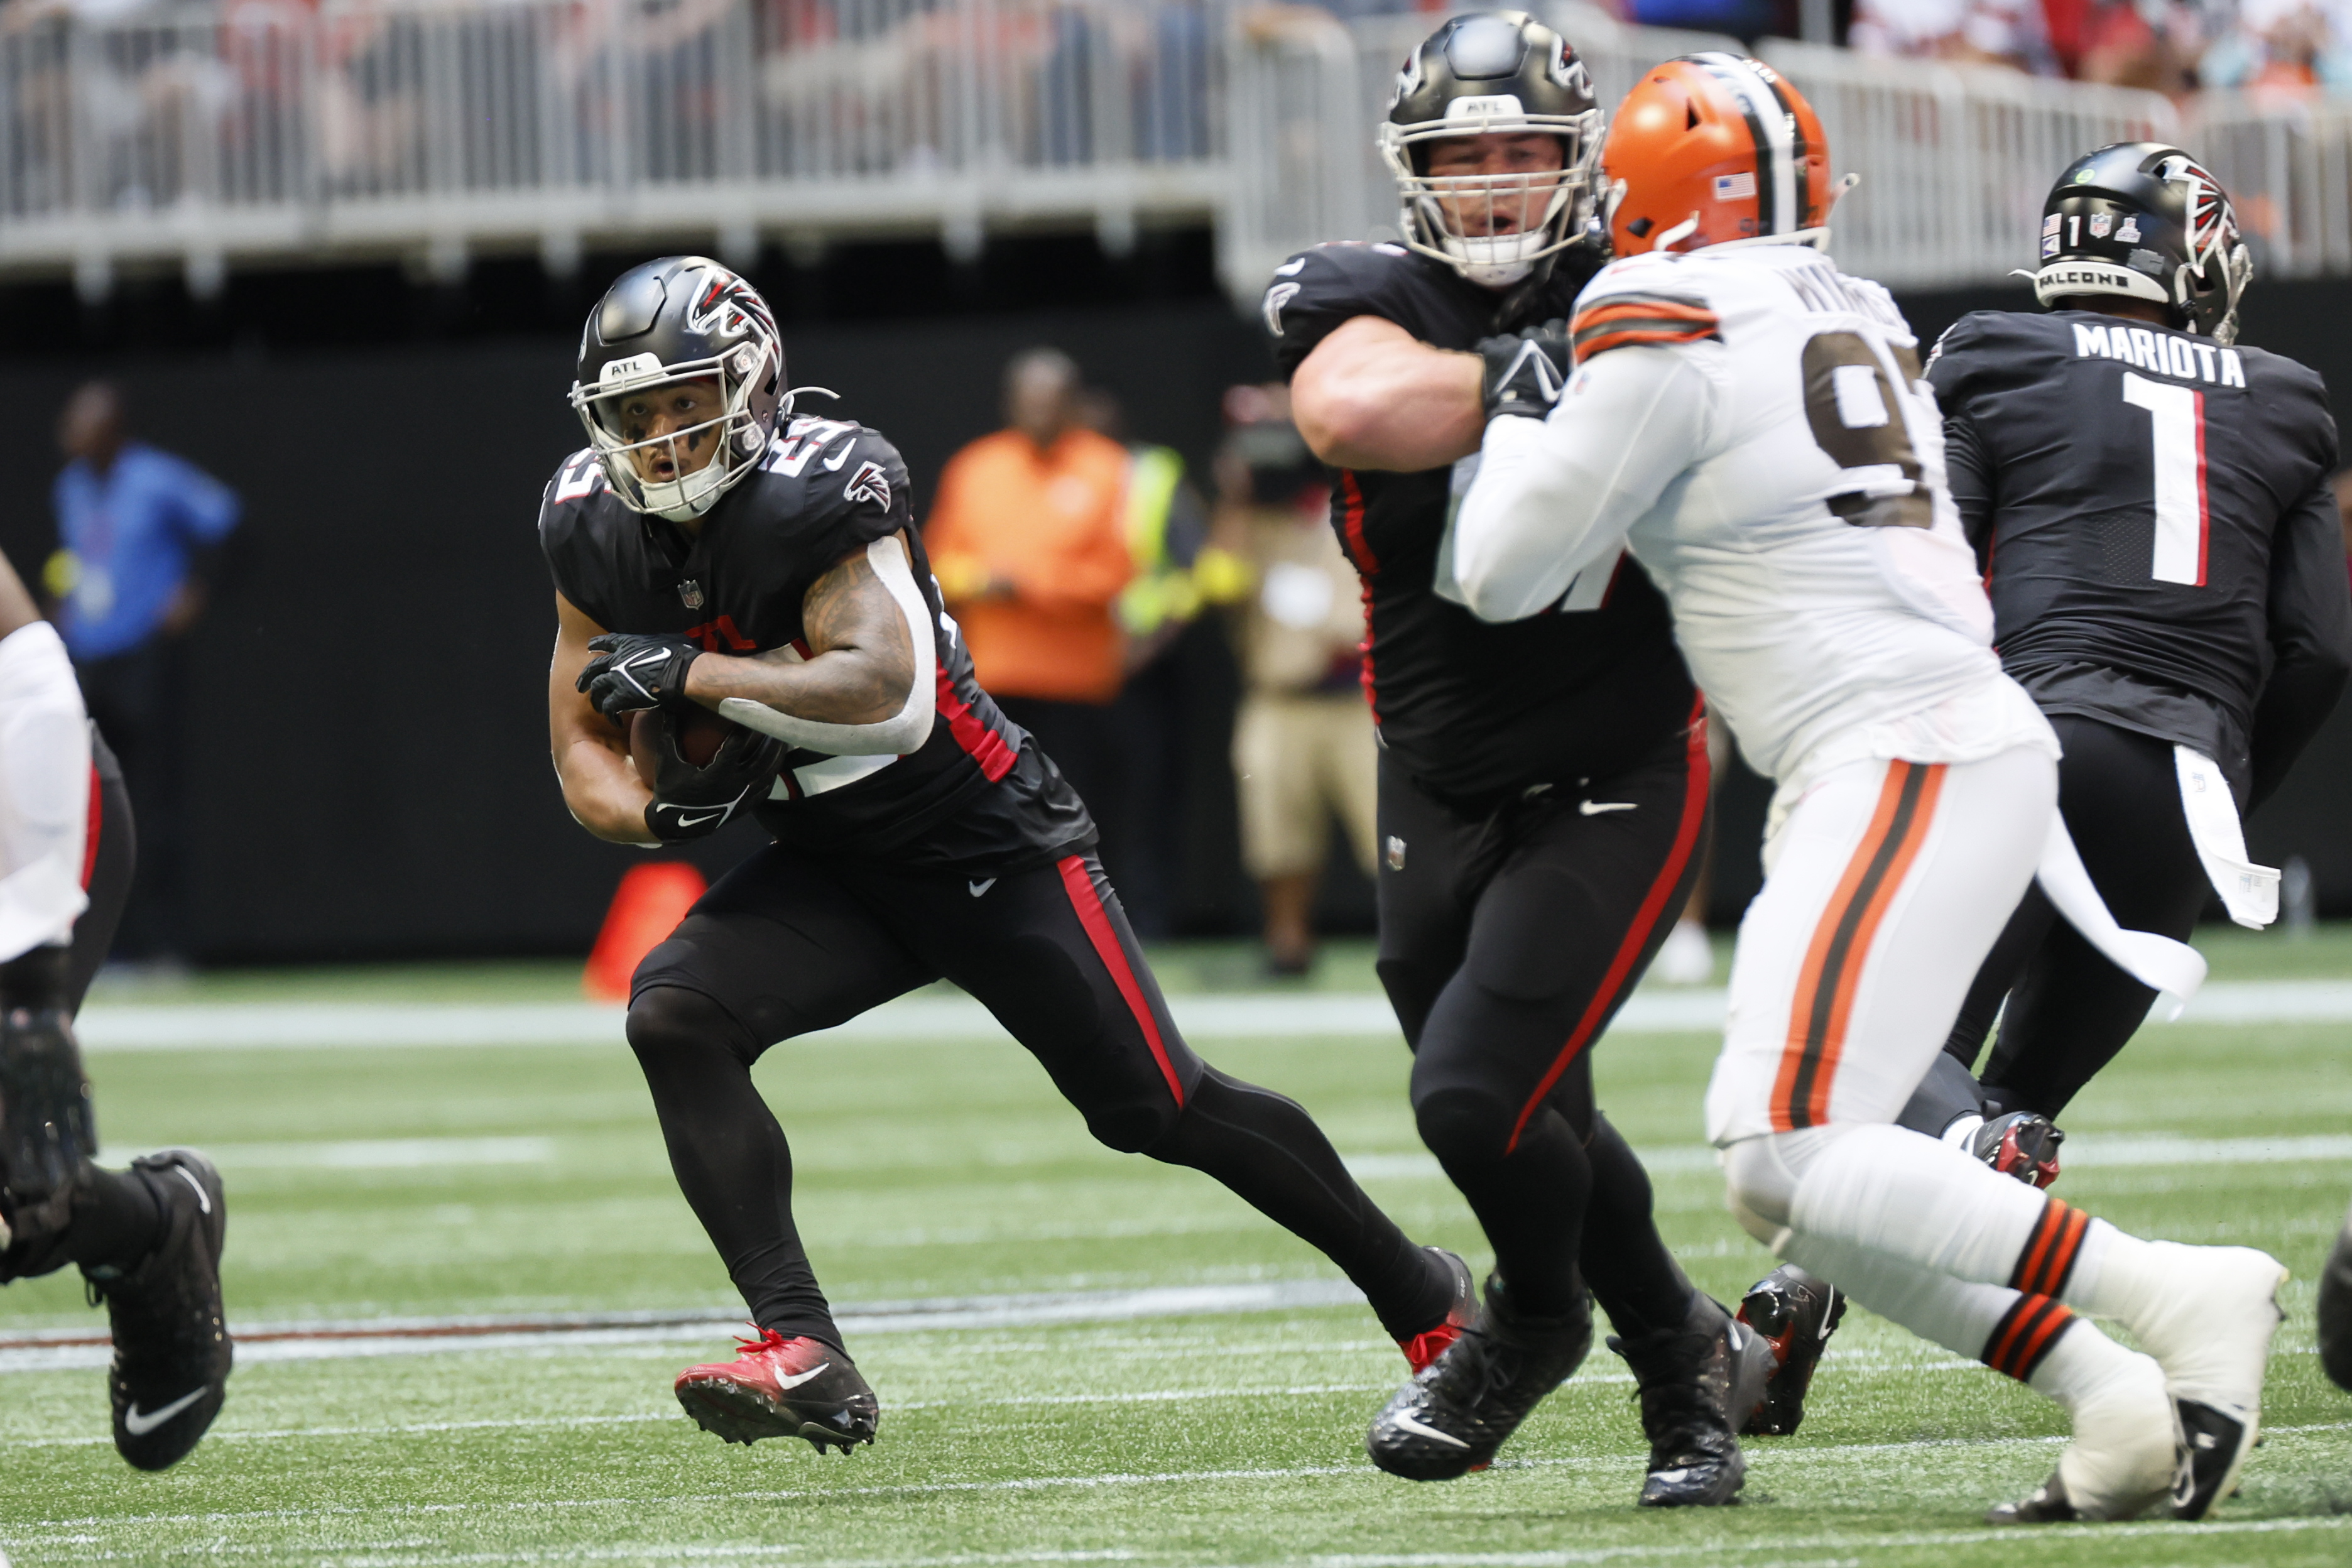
[[1991, 1348, 2178, 1524], [2119, 1242, 2287, 1520]]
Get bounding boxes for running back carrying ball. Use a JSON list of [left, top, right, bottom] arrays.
[[629, 706, 736, 780]]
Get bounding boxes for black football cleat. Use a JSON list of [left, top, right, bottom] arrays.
[[1735, 1264, 1846, 1437], [1367, 1275, 1592, 1481], [1974, 1111, 2064, 1189], [1611, 1291, 1773, 1507], [675, 1328, 878, 1453], [1396, 1248, 1478, 1374], [2314, 1203, 2352, 1393], [90, 1150, 232, 1471], [2172, 1397, 2256, 1520]]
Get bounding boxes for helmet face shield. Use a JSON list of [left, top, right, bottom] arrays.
[[569, 258, 785, 520], [1381, 12, 1604, 288], [1381, 121, 1598, 286]]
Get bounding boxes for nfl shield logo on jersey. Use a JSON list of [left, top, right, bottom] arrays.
[[679, 579, 705, 610]]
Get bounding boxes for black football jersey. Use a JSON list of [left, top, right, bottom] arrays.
[[539, 415, 1094, 869], [1928, 309, 2352, 802], [1265, 241, 1696, 813]]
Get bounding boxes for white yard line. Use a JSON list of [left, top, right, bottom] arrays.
[[70, 978, 2352, 1052]]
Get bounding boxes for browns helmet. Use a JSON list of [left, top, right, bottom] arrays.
[[2032, 142, 2253, 345], [1601, 54, 1835, 257]]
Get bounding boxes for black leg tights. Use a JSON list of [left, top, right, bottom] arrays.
[[626, 986, 839, 1349], [1145, 1067, 1449, 1341]]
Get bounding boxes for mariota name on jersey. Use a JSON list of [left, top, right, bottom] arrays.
[[2071, 320, 2246, 387]]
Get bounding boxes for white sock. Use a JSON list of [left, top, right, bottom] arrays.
[[1777, 1228, 2015, 1359], [1785, 1122, 2047, 1284], [2027, 1321, 2176, 1518], [0, 621, 89, 962], [1940, 1113, 1985, 1151]]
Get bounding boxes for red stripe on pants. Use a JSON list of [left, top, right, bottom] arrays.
[[1505, 695, 1713, 1152], [1056, 856, 1185, 1108]]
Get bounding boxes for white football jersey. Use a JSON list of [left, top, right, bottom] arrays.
[[1449, 241, 2055, 789]]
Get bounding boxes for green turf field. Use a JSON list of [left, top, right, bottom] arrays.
[[4, 932, 2351, 1565]]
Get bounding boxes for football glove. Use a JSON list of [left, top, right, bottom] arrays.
[[0, 945, 95, 1241], [1478, 321, 1572, 421], [642, 717, 787, 843], [579, 632, 702, 717]]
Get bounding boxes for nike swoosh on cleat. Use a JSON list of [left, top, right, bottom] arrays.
[[1387, 1411, 1471, 1449], [774, 1364, 832, 1390], [967, 878, 996, 898], [1579, 801, 1636, 815], [124, 1387, 208, 1435]]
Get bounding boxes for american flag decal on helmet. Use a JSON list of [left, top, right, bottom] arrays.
[[1570, 292, 1723, 362]]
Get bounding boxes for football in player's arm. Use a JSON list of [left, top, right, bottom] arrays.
[[540, 256, 1477, 1456]]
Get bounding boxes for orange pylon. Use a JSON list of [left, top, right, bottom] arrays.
[[584, 862, 708, 1003]]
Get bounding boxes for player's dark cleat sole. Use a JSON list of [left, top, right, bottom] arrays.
[[1368, 1275, 1592, 1481], [1613, 1291, 1772, 1508], [1396, 1247, 1478, 1374], [1735, 1264, 1845, 1437], [673, 1329, 878, 1454], [92, 1149, 231, 1471], [1976, 1111, 2064, 1189], [2172, 1398, 2256, 1520]]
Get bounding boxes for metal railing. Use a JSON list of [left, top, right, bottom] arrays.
[[0, 0, 1230, 293], [1, 0, 2346, 305]]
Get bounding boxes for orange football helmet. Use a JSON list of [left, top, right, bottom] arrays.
[[1603, 54, 1834, 257]]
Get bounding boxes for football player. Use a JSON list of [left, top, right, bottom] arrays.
[[0, 546, 229, 1470], [1275, 11, 1768, 1506], [1747, 143, 2352, 1443], [1448, 55, 2285, 1523], [1891, 146, 2351, 1165], [542, 257, 1476, 1453]]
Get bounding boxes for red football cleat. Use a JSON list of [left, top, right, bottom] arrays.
[[1976, 1111, 2065, 1190], [673, 1327, 879, 1453], [1396, 1248, 1479, 1374]]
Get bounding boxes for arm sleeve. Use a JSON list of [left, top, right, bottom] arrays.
[[1266, 246, 1417, 380], [1941, 411, 1995, 565], [2249, 471, 2352, 808], [166, 456, 242, 547], [1449, 344, 1712, 623]]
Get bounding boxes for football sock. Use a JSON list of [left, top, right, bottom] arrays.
[[1782, 1122, 2047, 1283], [1579, 1114, 1696, 1337], [1146, 1068, 1449, 1341], [626, 988, 841, 1349], [0, 1162, 163, 1283], [1413, 1086, 1589, 1319]]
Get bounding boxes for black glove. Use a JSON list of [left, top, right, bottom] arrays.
[[1478, 320, 1572, 421], [641, 716, 787, 842], [579, 632, 702, 718], [0, 945, 95, 1241]]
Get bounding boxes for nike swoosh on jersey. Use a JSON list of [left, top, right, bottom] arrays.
[[1579, 800, 1637, 815], [774, 1364, 832, 1390], [123, 1386, 208, 1435], [968, 878, 996, 898]]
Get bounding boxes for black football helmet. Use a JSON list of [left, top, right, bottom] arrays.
[[1380, 11, 1603, 288], [2032, 143, 2253, 346], [570, 257, 785, 520]]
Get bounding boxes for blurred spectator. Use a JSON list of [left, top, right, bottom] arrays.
[[43, 381, 239, 966], [2201, 0, 2352, 96], [1849, 0, 2059, 72], [1083, 386, 1214, 937], [925, 348, 1135, 876], [1213, 385, 1376, 976]]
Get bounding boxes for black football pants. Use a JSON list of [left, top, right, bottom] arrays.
[[1907, 714, 2213, 1128], [1, 724, 165, 1285], [1374, 716, 1707, 1331], [627, 844, 1449, 1353]]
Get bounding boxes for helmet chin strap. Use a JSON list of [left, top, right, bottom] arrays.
[[1650, 213, 1700, 253]]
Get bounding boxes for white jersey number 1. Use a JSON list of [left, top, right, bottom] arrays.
[[2121, 371, 2209, 586]]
